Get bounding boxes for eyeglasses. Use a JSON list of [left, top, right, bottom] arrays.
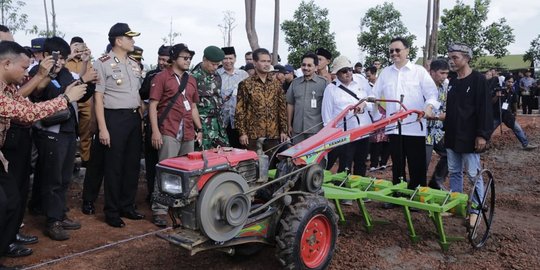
[[338, 67, 353, 74], [389, 48, 402, 54], [178, 56, 192, 61]]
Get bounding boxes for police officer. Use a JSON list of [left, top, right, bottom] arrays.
[[93, 23, 144, 228], [191, 45, 229, 150]]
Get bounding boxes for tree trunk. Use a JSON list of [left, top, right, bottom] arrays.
[[271, 0, 280, 65], [245, 0, 260, 50], [43, 0, 49, 34], [428, 0, 440, 60], [423, 0, 432, 67], [50, 0, 56, 36]]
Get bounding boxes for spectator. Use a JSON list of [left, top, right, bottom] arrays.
[[520, 70, 535, 114]]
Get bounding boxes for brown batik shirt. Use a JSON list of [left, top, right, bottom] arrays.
[[235, 74, 287, 140]]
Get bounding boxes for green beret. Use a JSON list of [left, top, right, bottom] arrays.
[[204, 45, 225, 62]]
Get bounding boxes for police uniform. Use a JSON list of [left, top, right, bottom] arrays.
[[93, 50, 143, 221]]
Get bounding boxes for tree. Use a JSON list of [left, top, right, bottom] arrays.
[[244, 0, 260, 50], [0, 0, 28, 34], [162, 18, 180, 46], [523, 34, 540, 67], [281, 0, 338, 67], [26, 0, 65, 38], [271, 0, 280, 65], [438, 0, 514, 59], [218, 10, 236, 47], [424, 0, 441, 66], [357, 2, 417, 67]]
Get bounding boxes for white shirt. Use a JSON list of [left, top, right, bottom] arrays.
[[322, 75, 373, 131], [371, 61, 439, 136]]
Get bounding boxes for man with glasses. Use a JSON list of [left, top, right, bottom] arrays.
[[371, 37, 439, 206], [445, 42, 492, 227], [148, 43, 203, 227], [192, 46, 228, 150]]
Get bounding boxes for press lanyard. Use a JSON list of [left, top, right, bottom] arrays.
[[174, 74, 191, 111]]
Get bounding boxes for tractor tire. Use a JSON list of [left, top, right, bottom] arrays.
[[276, 195, 338, 270]]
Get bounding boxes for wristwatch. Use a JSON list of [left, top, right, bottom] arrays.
[[195, 128, 202, 133]]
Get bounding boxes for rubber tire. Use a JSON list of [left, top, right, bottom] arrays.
[[468, 169, 496, 248], [276, 195, 338, 270]]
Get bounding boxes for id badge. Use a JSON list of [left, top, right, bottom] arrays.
[[183, 100, 191, 111], [502, 102, 509, 110], [311, 98, 317, 108]]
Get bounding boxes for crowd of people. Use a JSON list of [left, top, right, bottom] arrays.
[[0, 22, 538, 269]]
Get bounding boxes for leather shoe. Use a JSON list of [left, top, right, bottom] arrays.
[[120, 210, 145, 220], [152, 215, 167, 228], [5, 243, 32, 258], [15, 233, 38, 245], [60, 217, 81, 230], [0, 264, 17, 270], [81, 200, 95, 215], [45, 221, 70, 241], [106, 216, 125, 228]]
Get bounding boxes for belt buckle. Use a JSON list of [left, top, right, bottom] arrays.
[[132, 108, 138, 113]]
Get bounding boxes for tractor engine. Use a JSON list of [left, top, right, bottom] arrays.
[[154, 147, 267, 242]]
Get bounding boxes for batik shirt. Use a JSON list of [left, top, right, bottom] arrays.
[[426, 84, 447, 145]]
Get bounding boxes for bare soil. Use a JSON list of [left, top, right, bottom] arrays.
[[2, 115, 539, 270]]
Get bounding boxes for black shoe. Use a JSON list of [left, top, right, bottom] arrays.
[[45, 221, 70, 241], [15, 233, 38, 245], [60, 217, 81, 230], [0, 264, 17, 270], [382, 202, 397, 209], [428, 180, 442, 190], [81, 200, 95, 215], [105, 216, 125, 228], [152, 215, 167, 228], [120, 210, 145, 220], [28, 206, 44, 216], [5, 243, 32, 258]]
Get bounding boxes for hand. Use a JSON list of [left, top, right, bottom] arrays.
[[81, 67, 98, 84], [475, 136, 487, 153], [353, 101, 367, 114], [280, 132, 289, 143], [239, 135, 249, 146], [424, 104, 435, 119], [196, 131, 203, 146], [37, 56, 55, 78], [437, 112, 446, 121], [99, 128, 111, 147], [287, 125, 293, 137], [64, 81, 87, 102], [80, 49, 92, 62], [151, 131, 163, 150]]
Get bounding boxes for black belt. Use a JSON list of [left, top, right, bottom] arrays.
[[105, 108, 139, 113]]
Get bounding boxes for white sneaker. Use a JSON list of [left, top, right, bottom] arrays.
[[369, 167, 377, 172]]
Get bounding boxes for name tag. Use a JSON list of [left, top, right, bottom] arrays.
[[502, 102, 509, 110], [183, 100, 191, 111], [311, 98, 317, 109]]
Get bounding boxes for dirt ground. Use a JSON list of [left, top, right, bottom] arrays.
[[2, 115, 539, 270]]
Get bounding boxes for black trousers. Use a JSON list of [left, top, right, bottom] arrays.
[[103, 109, 142, 219], [389, 135, 427, 189], [0, 168, 21, 257], [522, 95, 534, 114], [143, 119, 158, 199], [226, 125, 242, 149], [2, 125, 32, 233], [338, 138, 370, 176], [82, 134, 104, 202], [369, 141, 390, 168], [35, 130, 76, 224]]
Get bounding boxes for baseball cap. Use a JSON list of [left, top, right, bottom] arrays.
[[30, 37, 46, 53], [108, 23, 140, 38]]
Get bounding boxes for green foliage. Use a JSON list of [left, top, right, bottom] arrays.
[[472, 58, 505, 71], [26, 25, 65, 38], [438, 0, 514, 59], [523, 34, 540, 64], [0, 0, 28, 34], [281, 0, 339, 67], [357, 2, 417, 67]]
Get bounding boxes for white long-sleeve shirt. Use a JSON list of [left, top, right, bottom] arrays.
[[371, 61, 439, 136], [322, 75, 372, 130]]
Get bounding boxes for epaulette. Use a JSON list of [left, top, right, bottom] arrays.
[[99, 54, 111, 62], [128, 55, 137, 62]]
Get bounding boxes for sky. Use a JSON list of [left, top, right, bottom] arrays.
[[11, 0, 540, 68]]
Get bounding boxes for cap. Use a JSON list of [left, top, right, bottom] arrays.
[[315, 47, 332, 60], [169, 43, 195, 60], [158, 45, 170, 56], [331, 55, 352, 74], [273, 64, 287, 74], [108, 23, 140, 38], [447, 43, 473, 59], [284, 64, 295, 73], [244, 63, 254, 71], [221, 46, 236, 56], [203, 45, 225, 62], [129, 46, 144, 60], [30, 37, 46, 52]]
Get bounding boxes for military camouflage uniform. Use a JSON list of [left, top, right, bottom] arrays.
[[191, 65, 229, 150]]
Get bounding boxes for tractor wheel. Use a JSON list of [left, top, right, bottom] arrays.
[[276, 195, 338, 270], [197, 172, 250, 242], [467, 169, 496, 248]]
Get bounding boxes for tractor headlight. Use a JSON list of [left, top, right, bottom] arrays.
[[160, 172, 183, 195]]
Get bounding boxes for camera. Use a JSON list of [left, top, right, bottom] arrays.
[[49, 51, 60, 78]]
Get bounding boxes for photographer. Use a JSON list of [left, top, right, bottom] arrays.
[[491, 76, 537, 150]]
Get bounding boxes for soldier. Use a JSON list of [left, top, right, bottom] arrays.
[[93, 23, 144, 228], [192, 45, 228, 150]]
